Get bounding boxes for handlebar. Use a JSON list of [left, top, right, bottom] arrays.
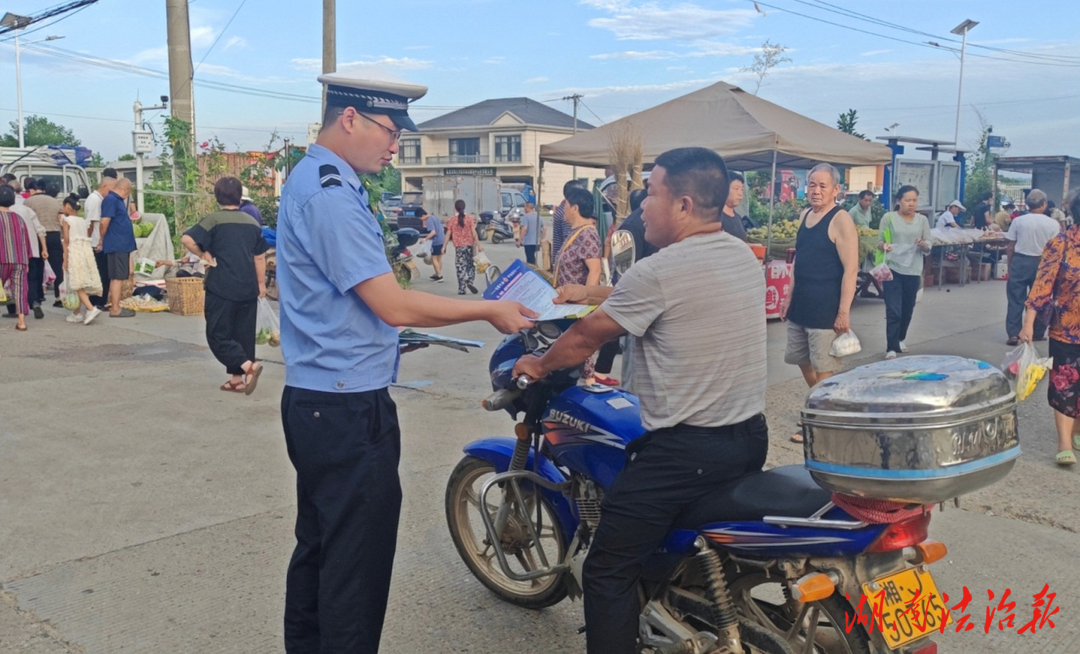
[[482, 389, 521, 412], [515, 375, 532, 390]]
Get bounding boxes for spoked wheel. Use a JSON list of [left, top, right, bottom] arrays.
[[729, 571, 871, 654], [445, 456, 568, 609]]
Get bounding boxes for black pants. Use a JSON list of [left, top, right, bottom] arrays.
[[595, 338, 620, 376], [27, 257, 44, 307], [1006, 254, 1045, 339], [91, 249, 110, 307], [282, 386, 402, 654], [524, 244, 537, 265], [882, 270, 920, 353], [204, 291, 257, 375], [46, 231, 64, 299], [583, 415, 770, 654]]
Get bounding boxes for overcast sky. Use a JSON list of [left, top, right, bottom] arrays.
[[2, 0, 1078, 162]]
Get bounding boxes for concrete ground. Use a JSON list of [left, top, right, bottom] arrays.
[[2, 240, 1078, 654]]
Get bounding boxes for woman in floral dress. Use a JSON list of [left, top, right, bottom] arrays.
[[554, 187, 603, 384], [1021, 190, 1080, 465]]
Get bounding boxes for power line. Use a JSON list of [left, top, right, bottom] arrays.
[[192, 0, 248, 73], [579, 100, 606, 125]]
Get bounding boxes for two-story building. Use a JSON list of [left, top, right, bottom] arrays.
[[397, 97, 604, 205]]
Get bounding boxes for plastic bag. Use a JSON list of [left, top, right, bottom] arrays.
[[870, 262, 894, 283], [415, 239, 432, 265], [830, 330, 862, 357], [60, 281, 80, 311], [1003, 342, 1052, 401], [887, 243, 918, 270], [255, 297, 281, 347], [0, 279, 8, 304], [474, 251, 493, 274]]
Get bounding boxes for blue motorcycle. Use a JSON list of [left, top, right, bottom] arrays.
[[445, 321, 947, 654]]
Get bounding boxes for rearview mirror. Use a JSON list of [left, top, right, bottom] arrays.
[[77, 185, 90, 199], [610, 230, 636, 276]]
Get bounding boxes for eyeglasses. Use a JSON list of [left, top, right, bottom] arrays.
[[356, 112, 402, 142]]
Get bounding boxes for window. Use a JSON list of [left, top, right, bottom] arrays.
[[400, 139, 421, 164], [449, 138, 480, 157], [495, 135, 522, 163]]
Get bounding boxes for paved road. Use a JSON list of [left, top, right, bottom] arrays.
[[2, 239, 1078, 653]]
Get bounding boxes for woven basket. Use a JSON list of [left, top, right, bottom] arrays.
[[121, 275, 135, 300], [165, 276, 205, 316]]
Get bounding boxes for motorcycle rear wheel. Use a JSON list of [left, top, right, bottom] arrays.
[[445, 456, 569, 609], [491, 233, 505, 245], [729, 570, 871, 654]]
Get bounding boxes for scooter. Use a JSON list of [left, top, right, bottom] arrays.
[[486, 214, 516, 244], [390, 227, 420, 285]]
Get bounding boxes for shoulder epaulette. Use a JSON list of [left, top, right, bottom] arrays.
[[319, 164, 342, 188]]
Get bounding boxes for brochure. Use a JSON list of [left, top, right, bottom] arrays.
[[399, 329, 485, 353], [483, 259, 597, 321]]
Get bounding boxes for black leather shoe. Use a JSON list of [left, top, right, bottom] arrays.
[[33, 305, 44, 319]]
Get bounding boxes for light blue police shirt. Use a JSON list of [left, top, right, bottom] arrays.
[[276, 144, 398, 392]]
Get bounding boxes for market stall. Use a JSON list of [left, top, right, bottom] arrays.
[[538, 80, 894, 317], [926, 228, 1009, 288]]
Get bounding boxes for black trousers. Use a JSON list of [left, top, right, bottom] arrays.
[[1006, 254, 1045, 339], [882, 270, 920, 353], [583, 415, 770, 654], [204, 291, 257, 376], [524, 244, 537, 265], [595, 338, 620, 376], [46, 231, 64, 299], [27, 257, 44, 307], [282, 386, 402, 654], [91, 249, 110, 307]]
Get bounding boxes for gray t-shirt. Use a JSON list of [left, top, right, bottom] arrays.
[[601, 230, 767, 431], [520, 211, 540, 246]]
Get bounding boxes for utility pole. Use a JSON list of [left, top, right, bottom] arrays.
[[133, 97, 167, 214], [563, 94, 582, 180], [322, 0, 336, 114], [165, 0, 195, 151]]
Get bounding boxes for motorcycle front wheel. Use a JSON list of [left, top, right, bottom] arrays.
[[729, 570, 871, 654], [491, 233, 505, 245], [445, 456, 569, 609]]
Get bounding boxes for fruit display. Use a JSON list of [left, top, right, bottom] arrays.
[[131, 222, 155, 238]]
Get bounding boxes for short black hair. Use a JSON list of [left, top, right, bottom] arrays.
[[102, 168, 118, 180], [858, 190, 874, 200], [24, 178, 38, 191], [214, 176, 243, 206], [0, 185, 14, 207], [564, 187, 595, 218], [1, 173, 15, 183], [45, 181, 61, 197], [729, 172, 745, 185], [653, 147, 729, 220], [563, 179, 586, 199], [629, 188, 647, 212], [416, 208, 428, 218], [980, 190, 993, 202]]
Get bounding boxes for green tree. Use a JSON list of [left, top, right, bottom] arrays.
[[964, 112, 994, 211], [0, 115, 81, 147], [88, 152, 106, 168], [117, 153, 136, 161], [836, 109, 866, 139]]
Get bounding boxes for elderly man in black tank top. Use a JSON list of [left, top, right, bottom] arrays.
[[781, 163, 860, 443]]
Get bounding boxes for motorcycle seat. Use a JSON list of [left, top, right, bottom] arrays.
[[673, 465, 834, 529]]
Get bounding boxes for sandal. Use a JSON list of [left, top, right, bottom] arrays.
[[220, 380, 246, 393], [1073, 433, 1080, 451], [1055, 451, 1077, 466], [15, 324, 27, 331], [790, 421, 805, 443], [243, 362, 263, 396]]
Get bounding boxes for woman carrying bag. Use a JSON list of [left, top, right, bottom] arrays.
[[877, 185, 932, 360], [448, 199, 482, 295]]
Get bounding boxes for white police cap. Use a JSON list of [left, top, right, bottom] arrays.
[[318, 74, 428, 132]]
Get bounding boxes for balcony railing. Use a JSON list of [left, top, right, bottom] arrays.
[[425, 155, 490, 165], [398, 156, 421, 165], [494, 155, 523, 163]]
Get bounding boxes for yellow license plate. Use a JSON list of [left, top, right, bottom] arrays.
[[861, 567, 952, 649]]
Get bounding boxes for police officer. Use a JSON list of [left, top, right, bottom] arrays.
[[276, 74, 535, 653]]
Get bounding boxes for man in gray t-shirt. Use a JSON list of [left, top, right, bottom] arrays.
[[516, 202, 542, 266], [513, 147, 768, 654]]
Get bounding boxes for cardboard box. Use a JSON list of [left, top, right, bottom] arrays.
[[974, 263, 992, 282], [944, 265, 971, 284]]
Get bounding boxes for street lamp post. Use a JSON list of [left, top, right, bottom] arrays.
[[951, 19, 979, 148], [0, 12, 63, 149]]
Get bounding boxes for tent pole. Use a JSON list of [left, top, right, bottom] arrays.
[[765, 149, 778, 262]]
